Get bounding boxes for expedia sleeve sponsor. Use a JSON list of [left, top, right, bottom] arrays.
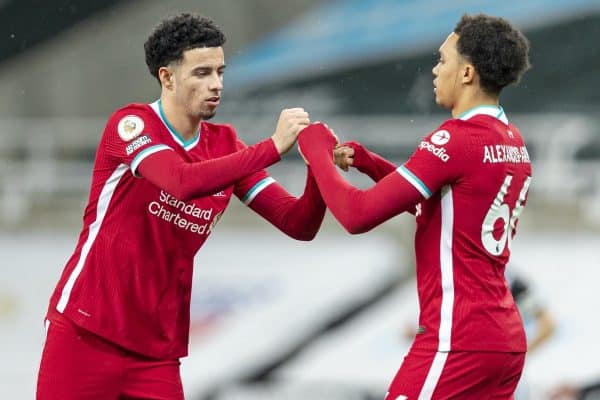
[[418, 140, 450, 162], [401, 124, 464, 197]]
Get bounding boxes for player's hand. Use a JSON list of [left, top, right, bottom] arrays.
[[271, 108, 310, 155], [334, 145, 354, 171], [338, 141, 371, 170]]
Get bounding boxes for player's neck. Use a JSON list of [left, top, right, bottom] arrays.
[[159, 98, 201, 141], [451, 90, 499, 118]]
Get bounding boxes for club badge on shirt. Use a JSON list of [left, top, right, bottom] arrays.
[[118, 115, 145, 141]]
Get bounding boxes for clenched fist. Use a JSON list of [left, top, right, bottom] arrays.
[[333, 145, 355, 171], [271, 108, 310, 155]]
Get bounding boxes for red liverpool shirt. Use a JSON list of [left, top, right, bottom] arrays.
[[47, 100, 286, 359], [400, 106, 531, 352]]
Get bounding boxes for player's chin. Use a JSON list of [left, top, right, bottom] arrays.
[[199, 109, 217, 121], [434, 95, 448, 109]]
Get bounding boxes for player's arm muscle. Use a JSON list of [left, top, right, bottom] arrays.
[[319, 169, 422, 234]]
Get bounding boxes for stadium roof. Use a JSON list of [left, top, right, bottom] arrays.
[[226, 0, 600, 90]]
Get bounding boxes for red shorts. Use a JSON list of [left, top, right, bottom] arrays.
[[385, 347, 525, 400], [36, 313, 184, 400]]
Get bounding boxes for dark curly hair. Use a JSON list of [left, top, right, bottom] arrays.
[[144, 13, 226, 83], [454, 14, 530, 95]]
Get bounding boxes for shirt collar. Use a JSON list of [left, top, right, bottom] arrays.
[[149, 99, 201, 151], [458, 105, 508, 125]]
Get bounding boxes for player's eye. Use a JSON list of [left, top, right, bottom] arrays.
[[192, 68, 212, 77]]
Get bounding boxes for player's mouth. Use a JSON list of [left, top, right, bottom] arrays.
[[205, 96, 220, 107]]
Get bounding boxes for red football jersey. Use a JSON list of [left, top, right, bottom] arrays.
[[398, 105, 532, 352], [47, 100, 280, 359]]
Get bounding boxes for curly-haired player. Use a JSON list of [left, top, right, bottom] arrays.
[[299, 13, 532, 399], [36, 13, 325, 399]]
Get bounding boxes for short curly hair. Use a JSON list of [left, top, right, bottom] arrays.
[[144, 13, 226, 83], [454, 14, 530, 95]]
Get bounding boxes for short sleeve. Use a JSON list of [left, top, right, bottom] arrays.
[[397, 120, 472, 198], [102, 104, 173, 176], [232, 138, 275, 205]]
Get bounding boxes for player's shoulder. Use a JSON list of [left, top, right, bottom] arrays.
[[422, 119, 465, 147], [439, 118, 463, 130], [440, 116, 484, 134], [110, 102, 154, 118], [103, 103, 159, 142], [436, 116, 506, 144], [106, 103, 157, 127], [507, 122, 526, 144], [456, 114, 528, 148]]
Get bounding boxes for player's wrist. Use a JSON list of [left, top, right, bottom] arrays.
[[267, 136, 285, 156]]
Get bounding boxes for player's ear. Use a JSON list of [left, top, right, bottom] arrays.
[[462, 63, 476, 85], [158, 67, 174, 90]]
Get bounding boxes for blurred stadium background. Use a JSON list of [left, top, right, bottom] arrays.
[[1, 0, 600, 399]]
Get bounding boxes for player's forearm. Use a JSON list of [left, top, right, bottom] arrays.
[[347, 141, 397, 182], [363, 151, 397, 181], [138, 139, 280, 201], [309, 151, 380, 234], [308, 147, 419, 234], [249, 167, 326, 241], [299, 123, 422, 233]]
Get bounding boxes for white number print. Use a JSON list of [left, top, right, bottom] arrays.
[[481, 175, 531, 255]]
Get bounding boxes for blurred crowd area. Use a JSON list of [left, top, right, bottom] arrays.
[[1, 1, 599, 399], [0, 0, 599, 233]]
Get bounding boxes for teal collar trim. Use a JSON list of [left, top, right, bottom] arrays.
[[458, 105, 508, 124], [152, 99, 200, 150]]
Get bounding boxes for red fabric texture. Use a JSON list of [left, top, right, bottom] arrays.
[[385, 347, 524, 400], [37, 313, 183, 400]]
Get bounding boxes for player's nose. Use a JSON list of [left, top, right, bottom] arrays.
[[209, 72, 223, 90]]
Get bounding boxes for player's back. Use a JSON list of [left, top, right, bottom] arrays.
[[408, 106, 532, 353], [453, 113, 532, 266]]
